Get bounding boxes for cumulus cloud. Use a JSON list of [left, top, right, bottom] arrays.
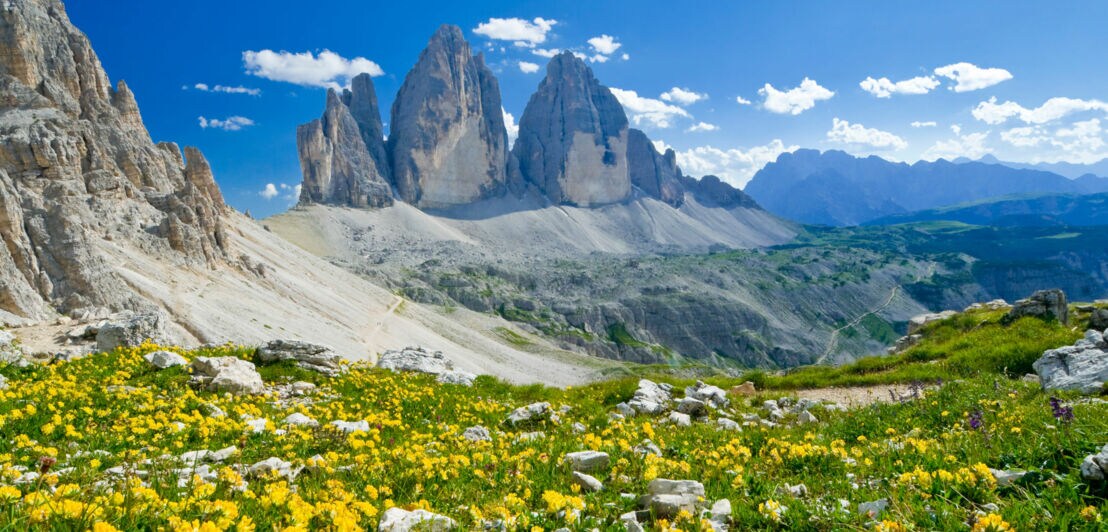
[[609, 87, 691, 129], [473, 17, 557, 47], [587, 34, 622, 55], [660, 87, 707, 106], [826, 118, 907, 151], [518, 61, 540, 74], [502, 107, 519, 146], [532, 48, 560, 58], [671, 140, 800, 188], [188, 83, 261, 96], [686, 122, 718, 133], [242, 49, 383, 90], [260, 183, 279, 200], [911, 121, 937, 128], [921, 131, 991, 161], [589, 54, 609, 64], [859, 75, 939, 98], [972, 96, 1108, 125], [999, 118, 1106, 163], [735, 95, 752, 105], [933, 62, 1013, 92], [758, 78, 834, 115], [621, 53, 630, 61], [198, 116, 254, 131]]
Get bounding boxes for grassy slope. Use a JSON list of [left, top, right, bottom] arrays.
[[0, 312, 1106, 530]]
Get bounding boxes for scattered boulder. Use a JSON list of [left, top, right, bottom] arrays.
[[0, 330, 26, 368], [797, 411, 819, 425], [505, 402, 553, 426], [189, 357, 265, 395], [858, 499, 889, 518], [180, 446, 238, 465], [676, 398, 708, 417], [1032, 330, 1107, 393], [1005, 289, 1068, 324], [377, 347, 459, 377], [716, 418, 741, 432], [436, 370, 477, 386], [964, 299, 1010, 312], [1080, 444, 1108, 482], [628, 380, 673, 415], [1091, 308, 1108, 331], [257, 340, 343, 374], [283, 413, 319, 428], [907, 310, 957, 335], [331, 420, 371, 433], [462, 426, 492, 442], [640, 479, 705, 518], [144, 350, 187, 370], [0, 374, 7, 390], [685, 381, 729, 408], [95, 312, 170, 352], [667, 412, 692, 427], [634, 440, 662, 458], [248, 457, 297, 479], [378, 507, 456, 532], [564, 451, 609, 473], [572, 471, 603, 492], [777, 483, 808, 498], [707, 499, 731, 531], [989, 468, 1028, 488], [888, 334, 922, 354]]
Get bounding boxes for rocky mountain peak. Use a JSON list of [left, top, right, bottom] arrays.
[[0, 0, 228, 321], [386, 24, 509, 208], [511, 51, 631, 207]]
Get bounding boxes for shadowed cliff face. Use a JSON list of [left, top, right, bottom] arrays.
[[511, 52, 632, 207], [387, 25, 509, 208], [0, 0, 227, 320]]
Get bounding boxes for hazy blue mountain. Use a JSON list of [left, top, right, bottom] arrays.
[[744, 149, 1108, 226], [868, 192, 1108, 227], [971, 154, 1108, 180]]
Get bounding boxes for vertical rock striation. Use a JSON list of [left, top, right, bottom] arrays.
[[297, 76, 393, 208], [387, 24, 509, 208], [627, 128, 686, 207], [0, 0, 227, 320], [511, 52, 631, 207]]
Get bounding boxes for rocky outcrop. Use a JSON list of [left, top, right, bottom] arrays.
[[0, 0, 227, 322], [387, 25, 509, 208], [189, 356, 265, 395], [1033, 329, 1107, 393], [628, 129, 685, 206], [681, 174, 760, 209], [297, 75, 392, 208], [256, 339, 344, 374], [1005, 289, 1068, 324], [512, 52, 631, 207]]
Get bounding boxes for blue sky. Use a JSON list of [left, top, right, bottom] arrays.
[[66, 1, 1108, 217]]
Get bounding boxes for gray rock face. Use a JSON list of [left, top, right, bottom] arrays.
[[1032, 329, 1107, 393], [388, 25, 509, 208], [564, 450, 609, 473], [1091, 308, 1108, 331], [628, 379, 672, 415], [512, 52, 631, 207], [377, 346, 453, 375], [627, 129, 685, 207], [143, 350, 187, 369], [189, 356, 265, 395], [1006, 289, 1068, 324], [297, 78, 393, 209], [378, 507, 456, 532], [505, 401, 553, 426], [1081, 444, 1108, 482], [95, 312, 170, 352], [256, 339, 343, 374], [640, 479, 705, 518], [907, 310, 957, 334], [0, 0, 227, 321]]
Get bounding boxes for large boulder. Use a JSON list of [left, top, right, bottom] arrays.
[[907, 310, 957, 335], [95, 312, 170, 352], [639, 479, 705, 518], [189, 356, 265, 395], [377, 347, 452, 374], [1032, 330, 1108, 393], [378, 507, 455, 532], [1090, 308, 1108, 331], [1080, 444, 1108, 482], [1005, 289, 1068, 324], [628, 379, 673, 415], [511, 52, 631, 207], [256, 340, 343, 374], [143, 350, 187, 370], [388, 25, 509, 208]]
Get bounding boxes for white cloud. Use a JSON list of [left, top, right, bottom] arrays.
[[859, 75, 939, 98], [473, 17, 556, 47], [587, 34, 621, 55], [672, 140, 799, 188], [518, 61, 540, 74], [735, 96, 752, 105], [999, 119, 1107, 163], [660, 87, 707, 106], [621, 53, 630, 61], [910, 121, 937, 128], [260, 183, 279, 200], [972, 96, 1108, 125], [532, 48, 560, 58], [921, 131, 991, 161], [826, 118, 907, 151], [589, 54, 609, 64], [687, 122, 718, 133], [242, 49, 383, 90], [950, 124, 962, 135], [198, 116, 254, 131], [609, 87, 691, 129], [189, 83, 261, 96], [933, 62, 1012, 92], [502, 107, 519, 146], [758, 78, 834, 115]]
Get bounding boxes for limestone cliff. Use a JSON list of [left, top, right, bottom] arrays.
[[511, 52, 631, 207], [387, 25, 509, 208], [0, 0, 227, 320]]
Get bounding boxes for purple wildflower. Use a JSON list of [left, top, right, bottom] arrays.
[[1049, 397, 1074, 423], [968, 409, 984, 430]]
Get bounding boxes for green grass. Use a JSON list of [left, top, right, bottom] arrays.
[[493, 326, 534, 347]]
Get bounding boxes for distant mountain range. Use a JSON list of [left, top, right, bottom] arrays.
[[958, 154, 1108, 180], [869, 192, 1108, 227], [744, 149, 1108, 226]]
